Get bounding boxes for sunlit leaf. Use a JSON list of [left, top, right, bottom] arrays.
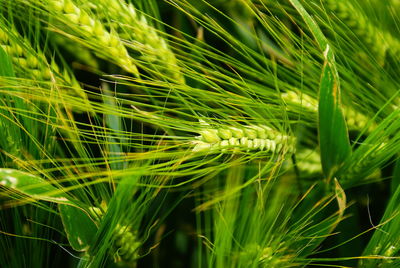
[[0, 168, 72, 204]]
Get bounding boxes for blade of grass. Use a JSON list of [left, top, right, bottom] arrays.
[[318, 53, 351, 180], [0, 168, 72, 204], [0, 168, 98, 252], [58, 204, 97, 252], [289, 0, 351, 180]]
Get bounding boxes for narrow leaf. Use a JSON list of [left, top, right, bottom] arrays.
[[0, 168, 71, 204], [0, 169, 98, 252], [319, 56, 351, 178], [59, 204, 98, 252], [289, 0, 351, 179], [288, 0, 328, 50]]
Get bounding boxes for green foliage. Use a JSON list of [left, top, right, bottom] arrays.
[[0, 0, 400, 267], [0, 168, 71, 204], [59, 204, 97, 252], [289, 0, 352, 179]]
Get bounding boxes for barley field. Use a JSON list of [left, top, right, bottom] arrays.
[[0, 0, 399, 267]]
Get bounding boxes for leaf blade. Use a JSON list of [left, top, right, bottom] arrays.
[[289, 0, 351, 179], [319, 57, 351, 178], [0, 169, 98, 252], [0, 168, 71, 204], [59, 204, 98, 252]]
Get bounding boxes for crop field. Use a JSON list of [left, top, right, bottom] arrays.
[[0, 0, 399, 267]]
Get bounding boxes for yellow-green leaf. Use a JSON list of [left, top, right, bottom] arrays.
[[0, 168, 71, 204]]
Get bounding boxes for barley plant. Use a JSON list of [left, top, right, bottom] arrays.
[[1, 0, 400, 267]]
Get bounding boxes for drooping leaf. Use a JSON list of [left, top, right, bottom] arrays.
[[0, 168, 98, 252], [0, 168, 72, 204]]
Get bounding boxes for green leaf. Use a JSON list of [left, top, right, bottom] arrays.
[[0, 45, 14, 77], [59, 204, 98, 252], [0, 168, 72, 204], [0, 169, 98, 252], [289, 0, 351, 179], [318, 58, 351, 179], [102, 84, 124, 170], [288, 0, 328, 50]]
